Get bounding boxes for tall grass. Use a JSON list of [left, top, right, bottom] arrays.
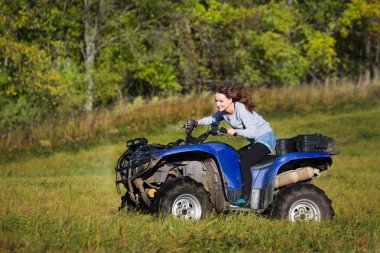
[[252, 81, 380, 114], [0, 94, 214, 150], [1, 81, 379, 151], [1, 97, 379, 252]]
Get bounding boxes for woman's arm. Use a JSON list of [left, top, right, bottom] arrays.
[[198, 111, 225, 126]]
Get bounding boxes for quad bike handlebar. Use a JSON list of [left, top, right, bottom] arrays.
[[181, 120, 237, 144]]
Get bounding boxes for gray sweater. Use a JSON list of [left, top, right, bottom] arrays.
[[198, 102, 273, 140]]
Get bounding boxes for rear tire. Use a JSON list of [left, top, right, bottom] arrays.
[[270, 183, 334, 221], [152, 177, 212, 219]]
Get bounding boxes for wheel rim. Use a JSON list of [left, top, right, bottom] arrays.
[[289, 199, 321, 222], [172, 194, 202, 220]]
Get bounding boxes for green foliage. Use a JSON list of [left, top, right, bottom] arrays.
[[304, 31, 338, 76], [0, 95, 41, 128], [132, 61, 181, 92], [0, 0, 83, 126], [1, 0, 380, 126]]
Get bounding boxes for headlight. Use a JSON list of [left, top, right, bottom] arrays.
[[126, 138, 148, 149]]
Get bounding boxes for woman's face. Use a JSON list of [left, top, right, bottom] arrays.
[[215, 92, 233, 112]]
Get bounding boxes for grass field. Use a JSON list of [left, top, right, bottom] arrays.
[[1, 98, 380, 252]]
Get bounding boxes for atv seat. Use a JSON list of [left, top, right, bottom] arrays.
[[250, 155, 280, 170]]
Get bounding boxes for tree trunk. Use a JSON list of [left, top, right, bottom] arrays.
[[285, 0, 293, 6], [364, 34, 371, 86], [84, 0, 98, 112], [373, 44, 379, 82]]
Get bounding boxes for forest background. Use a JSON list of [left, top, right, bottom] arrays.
[[1, 0, 380, 137]]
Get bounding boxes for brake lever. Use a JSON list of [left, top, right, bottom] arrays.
[[217, 127, 229, 137], [218, 127, 237, 138]]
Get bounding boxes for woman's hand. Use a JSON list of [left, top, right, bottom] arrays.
[[227, 128, 237, 137]]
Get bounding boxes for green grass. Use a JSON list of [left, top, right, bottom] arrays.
[[1, 99, 380, 252]]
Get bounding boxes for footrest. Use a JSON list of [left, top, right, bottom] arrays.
[[228, 205, 254, 212]]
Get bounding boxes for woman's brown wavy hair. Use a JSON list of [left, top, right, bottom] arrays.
[[215, 85, 256, 112]]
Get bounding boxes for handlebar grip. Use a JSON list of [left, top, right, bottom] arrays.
[[219, 127, 228, 134]]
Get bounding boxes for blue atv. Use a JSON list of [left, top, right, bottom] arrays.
[[115, 122, 335, 221]]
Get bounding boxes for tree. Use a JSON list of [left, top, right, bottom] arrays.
[[0, 0, 83, 127], [338, 0, 380, 84]]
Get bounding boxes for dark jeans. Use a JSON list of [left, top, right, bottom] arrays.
[[239, 142, 271, 197]]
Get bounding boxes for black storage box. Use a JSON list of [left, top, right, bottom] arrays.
[[275, 137, 297, 155], [296, 133, 334, 153]]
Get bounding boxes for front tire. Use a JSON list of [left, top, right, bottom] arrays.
[[270, 183, 334, 221], [152, 177, 212, 219], [118, 194, 138, 212]]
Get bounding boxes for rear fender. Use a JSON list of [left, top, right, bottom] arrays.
[[251, 152, 332, 189]]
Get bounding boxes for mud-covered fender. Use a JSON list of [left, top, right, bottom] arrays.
[[251, 152, 332, 189], [154, 141, 242, 190]]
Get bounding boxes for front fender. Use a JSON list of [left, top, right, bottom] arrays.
[[154, 142, 242, 190], [251, 152, 332, 189]]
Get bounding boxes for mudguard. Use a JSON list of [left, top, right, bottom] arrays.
[[251, 152, 332, 189], [154, 141, 242, 190]]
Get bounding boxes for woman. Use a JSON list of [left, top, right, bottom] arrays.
[[197, 85, 276, 207]]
